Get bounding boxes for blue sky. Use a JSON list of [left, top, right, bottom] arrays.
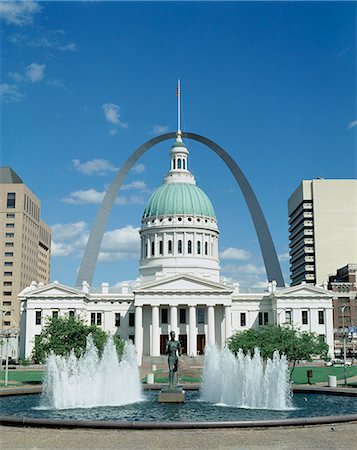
[[1, 1, 356, 288]]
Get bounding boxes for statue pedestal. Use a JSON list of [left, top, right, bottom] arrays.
[[158, 386, 185, 403]]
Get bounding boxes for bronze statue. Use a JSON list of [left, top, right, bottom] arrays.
[[165, 331, 182, 388]]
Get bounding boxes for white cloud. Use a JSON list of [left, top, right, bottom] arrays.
[[109, 129, 118, 136], [221, 262, 267, 288], [9, 31, 77, 51], [102, 103, 128, 128], [121, 180, 147, 191], [278, 252, 290, 262], [25, 63, 45, 82], [151, 124, 168, 135], [62, 189, 147, 205], [72, 159, 118, 176], [0, 0, 40, 25], [62, 189, 105, 204], [348, 120, 357, 129], [51, 221, 140, 263], [220, 247, 251, 260], [51, 221, 88, 241], [0, 83, 24, 102], [132, 163, 145, 174]]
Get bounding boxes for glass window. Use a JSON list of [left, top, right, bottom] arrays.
[[240, 312, 246, 327], [188, 240, 192, 254], [205, 242, 208, 255], [177, 158, 182, 169], [302, 310, 308, 325], [3, 282, 12, 286], [145, 243, 148, 257], [168, 240, 172, 254], [285, 310, 292, 324], [52, 311, 58, 319], [91, 312, 102, 326], [151, 241, 155, 257], [6, 213, 15, 218], [5, 233, 14, 238], [129, 312, 135, 327], [115, 313, 121, 327], [3, 301, 11, 306], [35, 310, 41, 325], [258, 312, 263, 326], [178, 240, 182, 254], [129, 335, 135, 344], [4, 272, 12, 276], [197, 308, 205, 324], [4, 252, 13, 257], [3, 291, 12, 296], [318, 310, 325, 325], [161, 308, 168, 324], [4, 262, 13, 267], [182, 159, 186, 169], [159, 241, 163, 255], [264, 312, 269, 325], [179, 308, 186, 324], [69, 310, 75, 318], [6, 223, 14, 228], [5, 243, 14, 247], [197, 241, 201, 254], [7, 193, 16, 208]]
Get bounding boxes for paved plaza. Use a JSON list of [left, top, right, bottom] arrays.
[[1, 422, 357, 449]]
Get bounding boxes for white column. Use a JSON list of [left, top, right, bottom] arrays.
[[151, 306, 160, 356], [134, 306, 143, 365], [325, 307, 334, 357], [225, 306, 232, 342], [208, 305, 215, 344], [170, 306, 178, 337], [189, 306, 197, 356]]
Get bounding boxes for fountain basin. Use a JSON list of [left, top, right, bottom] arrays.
[[1, 388, 357, 428]]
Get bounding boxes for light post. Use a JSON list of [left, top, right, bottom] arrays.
[[341, 305, 347, 386], [1, 328, 18, 387]]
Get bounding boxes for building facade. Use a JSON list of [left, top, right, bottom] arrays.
[[19, 136, 334, 361], [0, 168, 51, 360], [288, 179, 357, 286], [329, 264, 357, 357]]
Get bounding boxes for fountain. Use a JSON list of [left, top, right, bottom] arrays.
[[1, 340, 357, 427], [40, 335, 143, 410], [201, 344, 292, 410]]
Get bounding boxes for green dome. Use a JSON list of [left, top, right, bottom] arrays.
[[143, 183, 216, 219]]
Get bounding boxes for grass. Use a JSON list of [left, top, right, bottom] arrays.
[[0, 370, 44, 387], [2, 365, 357, 387], [290, 365, 357, 384]]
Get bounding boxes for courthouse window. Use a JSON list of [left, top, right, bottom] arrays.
[[318, 310, 325, 325], [240, 312, 246, 327], [161, 308, 168, 324], [197, 308, 205, 324], [129, 312, 135, 327], [179, 308, 186, 324], [35, 311, 41, 325], [115, 313, 121, 327], [302, 310, 308, 325]]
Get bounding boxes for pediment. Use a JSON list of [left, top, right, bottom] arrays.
[[20, 283, 85, 298], [134, 274, 232, 293], [276, 284, 331, 298]]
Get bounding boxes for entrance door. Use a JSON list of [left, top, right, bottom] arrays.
[[197, 334, 206, 355], [179, 334, 187, 355], [160, 334, 169, 355]]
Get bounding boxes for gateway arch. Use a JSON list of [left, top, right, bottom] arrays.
[[76, 132, 285, 287]]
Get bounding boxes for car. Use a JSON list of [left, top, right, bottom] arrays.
[[325, 358, 352, 367]]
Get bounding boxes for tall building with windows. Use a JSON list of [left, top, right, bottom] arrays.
[[0, 167, 51, 353], [288, 179, 357, 286]]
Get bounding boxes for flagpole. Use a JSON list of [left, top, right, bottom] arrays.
[[177, 78, 181, 135]]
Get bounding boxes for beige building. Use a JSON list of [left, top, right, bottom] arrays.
[[288, 179, 357, 286], [0, 167, 51, 357]]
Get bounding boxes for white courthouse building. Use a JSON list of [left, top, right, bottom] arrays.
[[19, 134, 335, 360]]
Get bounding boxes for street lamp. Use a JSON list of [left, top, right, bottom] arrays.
[[0, 327, 18, 387], [341, 305, 347, 386]]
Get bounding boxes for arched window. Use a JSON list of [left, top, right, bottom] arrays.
[[168, 240, 172, 254], [178, 240, 182, 254], [197, 241, 201, 255], [173, 159, 176, 170], [183, 159, 186, 170], [205, 242, 208, 255], [159, 240, 163, 255], [188, 240, 192, 254], [145, 243, 148, 257], [177, 158, 182, 169], [151, 241, 155, 257]]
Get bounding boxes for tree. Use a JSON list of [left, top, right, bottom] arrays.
[[31, 315, 124, 364], [227, 325, 329, 375]]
